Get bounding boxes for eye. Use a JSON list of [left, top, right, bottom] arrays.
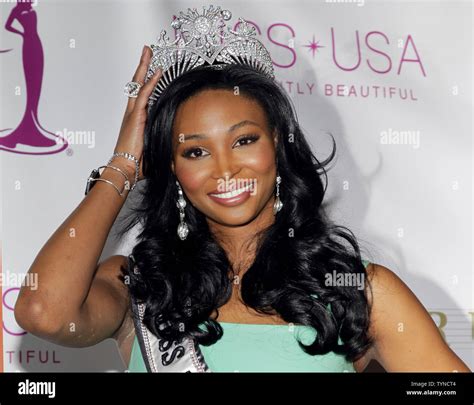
[[234, 134, 260, 148], [181, 147, 210, 159]]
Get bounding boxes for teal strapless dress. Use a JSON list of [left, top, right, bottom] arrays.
[[127, 260, 370, 372]]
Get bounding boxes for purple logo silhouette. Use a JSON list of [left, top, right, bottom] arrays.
[[0, 1, 68, 155]]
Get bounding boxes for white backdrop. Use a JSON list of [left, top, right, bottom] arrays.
[[1, 0, 472, 371]]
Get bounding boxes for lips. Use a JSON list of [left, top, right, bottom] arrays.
[[208, 184, 253, 199], [207, 183, 254, 207]]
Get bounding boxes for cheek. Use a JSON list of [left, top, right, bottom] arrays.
[[174, 160, 210, 194], [243, 142, 276, 174]]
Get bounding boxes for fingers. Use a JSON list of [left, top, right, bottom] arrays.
[[134, 67, 162, 111], [125, 46, 153, 115]]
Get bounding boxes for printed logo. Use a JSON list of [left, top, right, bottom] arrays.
[[1, 1, 69, 155]]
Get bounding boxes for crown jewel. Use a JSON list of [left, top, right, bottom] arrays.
[[145, 5, 275, 109]]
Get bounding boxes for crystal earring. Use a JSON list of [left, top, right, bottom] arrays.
[[273, 174, 283, 215], [176, 181, 189, 240]]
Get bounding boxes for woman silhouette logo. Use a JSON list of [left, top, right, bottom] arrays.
[[0, 1, 69, 155]]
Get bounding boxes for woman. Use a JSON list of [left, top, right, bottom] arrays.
[[14, 40, 470, 372]]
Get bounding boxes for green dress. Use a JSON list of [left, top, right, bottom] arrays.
[[128, 260, 370, 372]]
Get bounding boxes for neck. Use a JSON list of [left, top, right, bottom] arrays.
[[207, 195, 276, 278]]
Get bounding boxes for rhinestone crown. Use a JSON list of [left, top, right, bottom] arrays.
[[145, 5, 275, 110]]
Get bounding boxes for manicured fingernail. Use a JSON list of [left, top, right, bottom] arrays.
[[142, 45, 147, 56]]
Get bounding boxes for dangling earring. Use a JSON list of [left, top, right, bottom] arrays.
[[273, 174, 283, 215], [176, 181, 189, 240]]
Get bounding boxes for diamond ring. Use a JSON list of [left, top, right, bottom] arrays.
[[124, 81, 143, 98]]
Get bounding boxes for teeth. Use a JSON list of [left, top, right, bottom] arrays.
[[210, 184, 252, 199]]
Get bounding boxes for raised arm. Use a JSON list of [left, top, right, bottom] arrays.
[[14, 46, 162, 347]]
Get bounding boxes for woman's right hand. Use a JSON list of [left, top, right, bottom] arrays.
[[112, 45, 162, 181]]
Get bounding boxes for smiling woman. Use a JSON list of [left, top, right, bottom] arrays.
[[119, 62, 375, 371], [171, 89, 278, 226], [14, 5, 470, 374]]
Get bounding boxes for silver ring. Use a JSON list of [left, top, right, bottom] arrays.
[[124, 81, 143, 98]]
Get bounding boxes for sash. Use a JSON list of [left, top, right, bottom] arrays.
[[128, 255, 211, 373]]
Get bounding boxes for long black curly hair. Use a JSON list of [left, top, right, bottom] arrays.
[[119, 63, 373, 362]]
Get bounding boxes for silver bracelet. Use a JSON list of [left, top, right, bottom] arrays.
[[107, 152, 140, 191], [104, 165, 131, 191], [88, 178, 128, 197], [85, 152, 140, 196], [85, 165, 130, 197], [93, 165, 130, 196]]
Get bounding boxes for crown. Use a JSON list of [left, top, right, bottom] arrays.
[[145, 5, 275, 109]]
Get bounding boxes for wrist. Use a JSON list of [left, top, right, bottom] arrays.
[[85, 166, 130, 197], [108, 153, 140, 189], [106, 158, 137, 180], [103, 166, 130, 188], [84, 152, 140, 197]]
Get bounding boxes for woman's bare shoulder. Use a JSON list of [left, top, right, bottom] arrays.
[[363, 262, 470, 371]]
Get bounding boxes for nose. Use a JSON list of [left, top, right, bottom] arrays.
[[211, 149, 241, 181]]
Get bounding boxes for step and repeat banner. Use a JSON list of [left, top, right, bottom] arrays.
[[0, 0, 472, 371]]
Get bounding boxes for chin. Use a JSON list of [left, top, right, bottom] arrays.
[[203, 197, 263, 226], [207, 208, 260, 227], [213, 214, 260, 227]]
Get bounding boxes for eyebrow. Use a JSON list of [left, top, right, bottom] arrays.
[[179, 120, 262, 142]]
